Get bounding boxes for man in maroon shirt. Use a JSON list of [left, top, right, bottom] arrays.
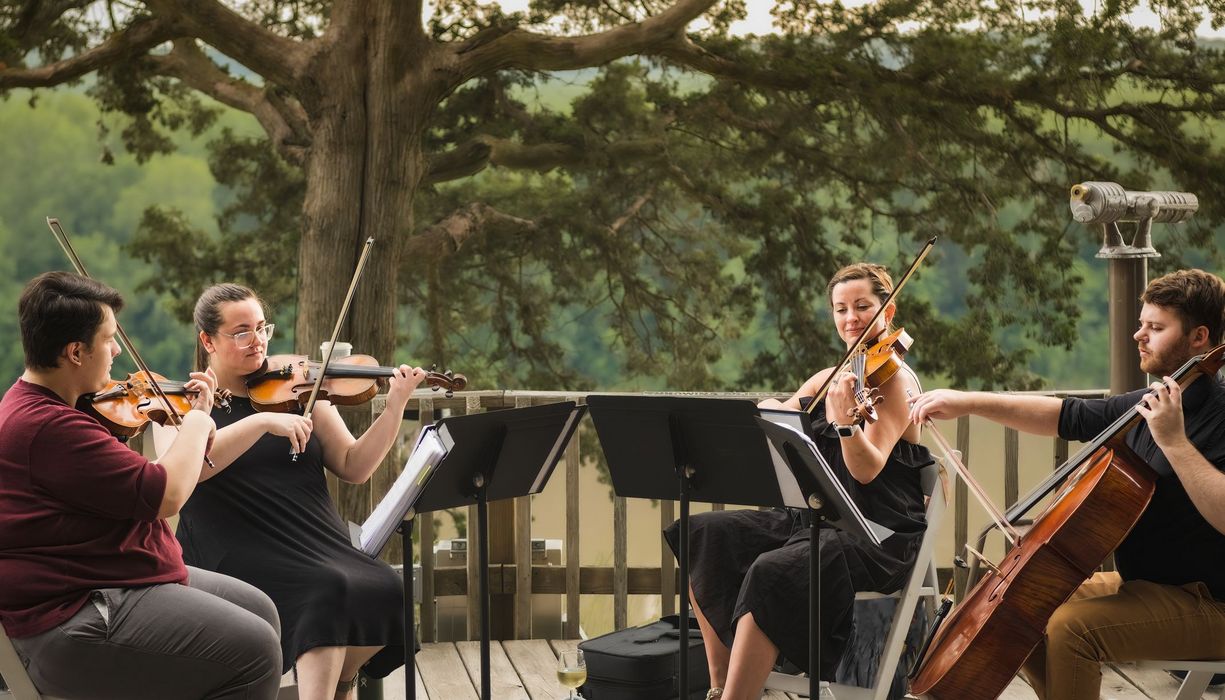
[[0, 272, 282, 699]]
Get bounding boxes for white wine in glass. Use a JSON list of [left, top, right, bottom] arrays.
[[557, 648, 586, 699]]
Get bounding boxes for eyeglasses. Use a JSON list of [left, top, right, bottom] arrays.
[[217, 324, 275, 350]]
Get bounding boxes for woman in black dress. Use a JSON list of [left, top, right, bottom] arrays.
[[664, 263, 931, 700], [167, 283, 426, 700]]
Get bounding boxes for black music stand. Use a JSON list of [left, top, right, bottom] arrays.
[[362, 402, 585, 700], [586, 395, 885, 700], [756, 416, 890, 698]]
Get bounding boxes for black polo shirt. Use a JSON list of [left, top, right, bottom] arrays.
[[1057, 374, 1225, 601]]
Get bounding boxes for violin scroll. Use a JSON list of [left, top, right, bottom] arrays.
[[424, 365, 467, 398]]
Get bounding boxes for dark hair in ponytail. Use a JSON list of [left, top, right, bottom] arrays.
[[193, 284, 262, 371]]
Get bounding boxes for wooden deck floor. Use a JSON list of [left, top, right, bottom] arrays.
[[351, 640, 1219, 699]]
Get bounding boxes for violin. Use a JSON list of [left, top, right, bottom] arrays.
[[80, 371, 233, 439], [846, 326, 913, 424], [806, 238, 935, 422], [244, 354, 467, 413]]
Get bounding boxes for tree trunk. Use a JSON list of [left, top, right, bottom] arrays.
[[295, 7, 438, 530]]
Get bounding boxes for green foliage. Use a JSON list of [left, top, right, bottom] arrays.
[[7, 1, 1225, 395], [0, 89, 265, 382]]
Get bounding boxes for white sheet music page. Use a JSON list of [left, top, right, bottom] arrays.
[[359, 424, 451, 556]]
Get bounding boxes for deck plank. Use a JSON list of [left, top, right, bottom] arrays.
[[548, 639, 581, 657], [1110, 662, 1215, 699], [1001, 675, 1038, 699], [408, 640, 1215, 700], [456, 640, 531, 700], [504, 639, 568, 700], [1101, 664, 1156, 699], [416, 642, 478, 700]]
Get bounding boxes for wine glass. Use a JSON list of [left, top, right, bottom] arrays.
[[556, 648, 586, 699]]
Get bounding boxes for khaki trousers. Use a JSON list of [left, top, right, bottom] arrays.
[[1021, 571, 1225, 700]]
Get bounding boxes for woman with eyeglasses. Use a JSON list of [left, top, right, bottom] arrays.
[[156, 283, 427, 700]]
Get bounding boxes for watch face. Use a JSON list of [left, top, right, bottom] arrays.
[[836, 425, 855, 437]]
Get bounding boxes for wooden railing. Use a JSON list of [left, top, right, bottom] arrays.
[[369, 387, 1109, 641]]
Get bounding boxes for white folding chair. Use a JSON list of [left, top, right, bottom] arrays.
[[1134, 659, 1225, 700], [764, 460, 948, 699]]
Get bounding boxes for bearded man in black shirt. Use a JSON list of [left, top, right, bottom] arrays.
[[908, 269, 1225, 700]]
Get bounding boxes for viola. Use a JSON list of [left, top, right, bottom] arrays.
[[244, 354, 467, 413], [46, 217, 215, 468], [845, 327, 913, 424], [81, 372, 233, 439]]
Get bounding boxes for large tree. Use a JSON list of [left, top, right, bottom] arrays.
[[6, 0, 1225, 517]]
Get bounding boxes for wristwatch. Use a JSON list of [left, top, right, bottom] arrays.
[[833, 422, 860, 438]]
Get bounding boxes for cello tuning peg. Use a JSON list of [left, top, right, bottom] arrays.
[[444, 390, 454, 399]]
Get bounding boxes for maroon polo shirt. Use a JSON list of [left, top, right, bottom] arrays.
[[0, 379, 187, 638]]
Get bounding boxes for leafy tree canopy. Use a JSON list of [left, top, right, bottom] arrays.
[[4, 0, 1225, 395]]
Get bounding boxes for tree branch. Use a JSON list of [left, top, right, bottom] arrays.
[[143, 0, 308, 88], [425, 135, 667, 184], [452, 0, 717, 81], [148, 39, 310, 165], [7, 0, 93, 54], [405, 202, 537, 261], [652, 35, 812, 90], [0, 15, 180, 89]]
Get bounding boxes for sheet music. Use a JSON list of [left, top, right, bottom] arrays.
[[758, 408, 809, 434], [358, 424, 452, 556]]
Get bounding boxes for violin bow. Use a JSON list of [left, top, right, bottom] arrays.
[[293, 237, 376, 458], [45, 217, 214, 468], [807, 236, 937, 415]]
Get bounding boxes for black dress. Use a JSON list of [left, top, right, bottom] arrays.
[[663, 399, 931, 680], [177, 398, 405, 677]]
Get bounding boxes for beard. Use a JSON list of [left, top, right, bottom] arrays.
[[1139, 335, 1195, 376]]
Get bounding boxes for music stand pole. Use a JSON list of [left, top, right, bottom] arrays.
[[810, 514, 820, 699], [400, 519, 417, 699], [677, 465, 691, 699], [475, 478, 492, 700]]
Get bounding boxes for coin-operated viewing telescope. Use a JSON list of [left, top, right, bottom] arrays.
[[1069, 181, 1198, 258], [1069, 181, 1200, 396]]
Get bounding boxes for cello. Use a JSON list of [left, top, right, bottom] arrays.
[[909, 342, 1225, 698]]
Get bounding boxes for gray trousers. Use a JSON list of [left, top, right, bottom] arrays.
[[11, 566, 282, 700]]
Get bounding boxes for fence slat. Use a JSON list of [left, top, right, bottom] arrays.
[[1004, 427, 1019, 508], [419, 398, 436, 643], [514, 396, 533, 639], [564, 407, 582, 639], [660, 500, 676, 617], [614, 496, 628, 630], [954, 416, 971, 601]]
